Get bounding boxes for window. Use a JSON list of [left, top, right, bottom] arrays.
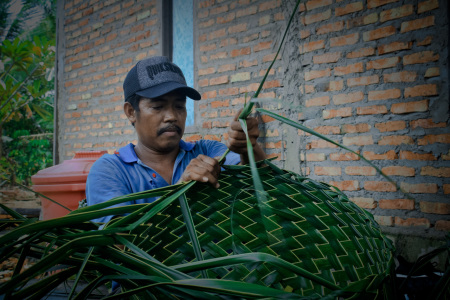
[[162, 0, 195, 126]]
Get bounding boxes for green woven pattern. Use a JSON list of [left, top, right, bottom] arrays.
[[133, 163, 395, 297]]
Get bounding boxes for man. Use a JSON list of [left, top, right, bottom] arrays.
[[86, 56, 266, 223]]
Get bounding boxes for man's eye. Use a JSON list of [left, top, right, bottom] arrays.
[[152, 106, 162, 110]]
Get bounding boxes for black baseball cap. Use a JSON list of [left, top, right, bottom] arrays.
[[123, 56, 201, 101]]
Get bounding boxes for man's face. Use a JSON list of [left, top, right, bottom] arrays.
[[133, 91, 187, 153]]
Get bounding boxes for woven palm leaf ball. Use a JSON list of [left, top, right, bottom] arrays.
[[139, 163, 395, 298]]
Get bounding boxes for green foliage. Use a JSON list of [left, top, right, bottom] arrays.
[[0, 0, 56, 185], [2, 128, 52, 185]]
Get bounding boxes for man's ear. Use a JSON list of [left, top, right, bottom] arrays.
[[124, 102, 137, 124]]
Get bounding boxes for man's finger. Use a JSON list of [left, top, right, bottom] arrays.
[[234, 108, 244, 121]]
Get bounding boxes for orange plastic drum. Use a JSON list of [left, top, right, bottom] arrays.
[[31, 151, 107, 220]]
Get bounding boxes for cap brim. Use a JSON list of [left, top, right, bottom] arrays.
[[136, 82, 201, 100]]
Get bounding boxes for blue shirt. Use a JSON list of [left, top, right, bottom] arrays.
[[86, 140, 240, 223]]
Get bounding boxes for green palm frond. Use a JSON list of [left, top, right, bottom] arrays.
[[0, 162, 396, 299]]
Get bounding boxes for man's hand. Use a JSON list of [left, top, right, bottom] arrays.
[[226, 110, 266, 164], [177, 155, 221, 188]]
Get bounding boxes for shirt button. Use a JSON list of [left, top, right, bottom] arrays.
[[152, 173, 156, 178]]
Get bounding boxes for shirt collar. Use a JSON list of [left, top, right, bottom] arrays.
[[117, 140, 195, 163]]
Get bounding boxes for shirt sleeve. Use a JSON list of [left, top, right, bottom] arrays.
[[199, 140, 241, 165], [86, 155, 134, 223]]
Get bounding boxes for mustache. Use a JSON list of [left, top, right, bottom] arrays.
[[157, 125, 182, 136]]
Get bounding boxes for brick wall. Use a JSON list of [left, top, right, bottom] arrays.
[[286, 0, 449, 242], [58, 0, 449, 258], [58, 0, 160, 159]]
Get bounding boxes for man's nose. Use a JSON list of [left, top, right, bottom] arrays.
[[163, 107, 177, 122]]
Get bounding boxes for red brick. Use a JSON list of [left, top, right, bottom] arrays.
[[219, 87, 239, 96], [345, 166, 376, 176], [210, 5, 228, 15], [367, 57, 400, 70], [379, 135, 413, 145], [363, 26, 396, 41], [418, 0, 439, 14], [217, 64, 235, 73], [306, 0, 332, 10], [363, 150, 398, 160], [217, 13, 236, 24], [330, 33, 359, 47], [347, 47, 375, 58], [375, 121, 406, 132], [209, 28, 226, 40], [301, 153, 326, 161], [347, 75, 379, 87], [314, 126, 340, 135], [315, 166, 341, 176], [236, 5, 257, 17], [367, 0, 398, 8], [399, 151, 436, 161], [417, 36, 432, 46], [420, 201, 450, 215], [343, 135, 373, 146], [211, 100, 230, 108], [418, 134, 450, 145], [400, 182, 438, 194], [378, 41, 413, 55], [395, 217, 430, 228], [403, 51, 439, 65], [333, 91, 364, 105], [445, 184, 450, 194], [425, 67, 440, 78], [300, 40, 325, 54], [304, 68, 331, 81], [323, 107, 352, 119], [334, 62, 363, 75], [329, 180, 359, 191], [335, 2, 363, 16], [228, 23, 247, 34], [304, 9, 331, 25], [404, 84, 437, 97], [230, 47, 251, 58], [259, 0, 281, 12], [324, 80, 344, 91], [254, 41, 272, 52], [380, 5, 413, 22], [410, 119, 446, 129], [350, 197, 377, 209], [316, 21, 344, 34], [200, 43, 216, 52], [239, 59, 257, 68], [379, 199, 415, 210], [368, 89, 401, 101], [435, 220, 450, 231], [401, 16, 434, 33], [313, 52, 341, 64], [382, 166, 415, 176], [329, 152, 360, 161], [391, 100, 429, 114], [420, 166, 450, 177], [375, 215, 394, 226], [341, 123, 370, 133], [305, 96, 330, 107], [184, 134, 202, 142], [384, 71, 417, 83], [357, 105, 387, 115], [365, 181, 397, 192], [202, 90, 217, 99], [307, 139, 338, 149], [346, 13, 378, 28], [209, 75, 229, 86]]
